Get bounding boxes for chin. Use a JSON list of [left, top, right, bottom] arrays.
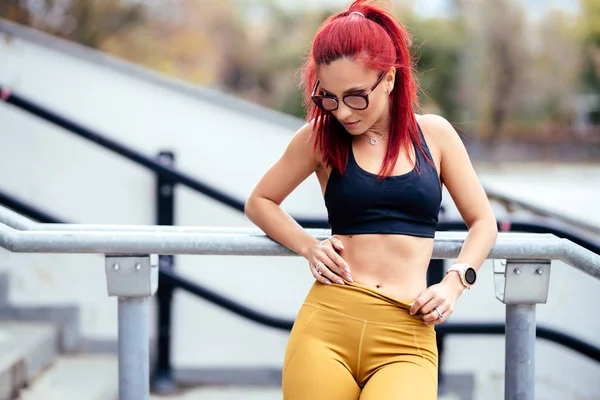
[[347, 130, 364, 136]]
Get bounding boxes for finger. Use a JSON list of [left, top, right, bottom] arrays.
[[422, 306, 445, 323], [328, 235, 345, 251], [322, 247, 352, 280], [409, 290, 435, 316], [419, 298, 445, 316], [424, 307, 449, 325], [316, 257, 345, 285], [311, 263, 332, 285]]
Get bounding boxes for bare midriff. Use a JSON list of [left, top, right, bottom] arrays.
[[335, 234, 434, 302]]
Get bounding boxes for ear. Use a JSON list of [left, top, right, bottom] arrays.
[[385, 67, 396, 92]]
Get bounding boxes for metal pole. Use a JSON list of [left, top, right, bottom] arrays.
[[505, 304, 536, 400], [119, 297, 150, 400]]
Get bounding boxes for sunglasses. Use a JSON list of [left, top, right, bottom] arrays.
[[311, 74, 385, 112]]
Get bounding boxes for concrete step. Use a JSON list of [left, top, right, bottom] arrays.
[[18, 355, 118, 400], [0, 322, 57, 400]]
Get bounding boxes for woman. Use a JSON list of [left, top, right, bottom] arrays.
[[244, 1, 498, 398]]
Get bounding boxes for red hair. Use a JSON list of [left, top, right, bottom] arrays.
[[301, 0, 425, 177]]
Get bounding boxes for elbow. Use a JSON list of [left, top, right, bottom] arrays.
[[244, 194, 266, 223], [244, 195, 255, 220], [484, 215, 499, 240], [469, 215, 498, 238]]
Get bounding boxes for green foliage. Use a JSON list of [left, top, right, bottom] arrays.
[[407, 14, 466, 122], [1, 0, 595, 139]]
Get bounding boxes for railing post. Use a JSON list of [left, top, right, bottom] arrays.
[[105, 255, 159, 400], [152, 151, 177, 394], [494, 259, 551, 400]]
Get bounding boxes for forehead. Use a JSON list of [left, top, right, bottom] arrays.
[[317, 58, 379, 93]]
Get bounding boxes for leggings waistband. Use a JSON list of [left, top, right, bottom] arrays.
[[304, 281, 430, 328]]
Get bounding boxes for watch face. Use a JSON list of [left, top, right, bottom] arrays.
[[465, 267, 477, 285]]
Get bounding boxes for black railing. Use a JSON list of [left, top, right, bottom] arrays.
[[1, 199, 600, 362], [2, 84, 600, 394]]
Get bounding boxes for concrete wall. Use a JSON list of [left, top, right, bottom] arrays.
[[1, 19, 599, 398]]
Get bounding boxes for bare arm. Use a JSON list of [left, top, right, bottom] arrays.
[[245, 123, 321, 256], [245, 123, 351, 285], [432, 115, 498, 278], [411, 114, 498, 321]]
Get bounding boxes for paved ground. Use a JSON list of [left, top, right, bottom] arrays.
[[150, 387, 282, 400]]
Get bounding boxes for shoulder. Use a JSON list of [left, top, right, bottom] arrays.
[[290, 121, 318, 152], [286, 121, 323, 165], [416, 114, 458, 141], [415, 114, 466, 160]]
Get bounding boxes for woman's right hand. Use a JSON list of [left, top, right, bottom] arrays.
[[308, 235, 353, 285]]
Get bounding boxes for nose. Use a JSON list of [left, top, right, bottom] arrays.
[[333, 102, 353, 122]]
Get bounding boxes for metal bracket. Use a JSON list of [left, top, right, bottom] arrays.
[[105, 255, 159, 298], [494, 259, 551, 304]]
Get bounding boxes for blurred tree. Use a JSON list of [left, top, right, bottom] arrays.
[[529, 9, 581, 126], [452, 0, 530, 140], [0, 0, 145, 48], [580, 0, 600, 124], [580, 0, 600, 90], [101, 0, 238, 86], [0, 0, 36, 26], [407, 13, 466, 123]]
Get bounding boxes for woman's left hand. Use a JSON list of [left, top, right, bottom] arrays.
[[408, 275, 465, 325]]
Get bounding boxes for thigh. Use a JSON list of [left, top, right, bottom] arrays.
[[282, 345, 361, 400], [359, 361, 437, 400], [282, 307, 360, 400]]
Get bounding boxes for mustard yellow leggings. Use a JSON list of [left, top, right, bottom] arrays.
[[282, 281, 438, 399]]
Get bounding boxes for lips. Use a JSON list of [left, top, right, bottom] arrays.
[[344, 121, 360, 127]]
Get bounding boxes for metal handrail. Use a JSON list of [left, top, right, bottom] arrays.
[[0, 215, 599, 400], [2, 203, 600, 363], [1, 202, 599, 367], [0, 202, 598, 277], [3, 222, 599, 277]]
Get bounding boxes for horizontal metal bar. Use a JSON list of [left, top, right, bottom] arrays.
[[3, 196, 600, 258], [0, 207, 598, 278], [0, 221, 592, 271]]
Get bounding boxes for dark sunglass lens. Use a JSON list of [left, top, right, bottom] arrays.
[[345, 96, 368, 110]]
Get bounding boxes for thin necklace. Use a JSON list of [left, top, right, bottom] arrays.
[[366, 132, 389, 145]]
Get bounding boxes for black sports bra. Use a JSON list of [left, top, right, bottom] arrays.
[[324, 126, 442, 238]]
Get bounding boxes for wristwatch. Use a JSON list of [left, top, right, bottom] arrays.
[[446, 263, 477, 289]]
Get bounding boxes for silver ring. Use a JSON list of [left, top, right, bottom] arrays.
[[433, 308, 443, 319], [315, 262, 324, 275]]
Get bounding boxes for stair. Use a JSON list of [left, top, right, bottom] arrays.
[[0, 321, 118, 400], [0, 322, 57, 400], [18, 355, 118, 400]]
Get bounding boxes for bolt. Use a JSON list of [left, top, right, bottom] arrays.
[[514, 268, 521, 275], [135, 263, 142, 271], [113, 263, 120, 271], [536, 268, 543, 275]]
